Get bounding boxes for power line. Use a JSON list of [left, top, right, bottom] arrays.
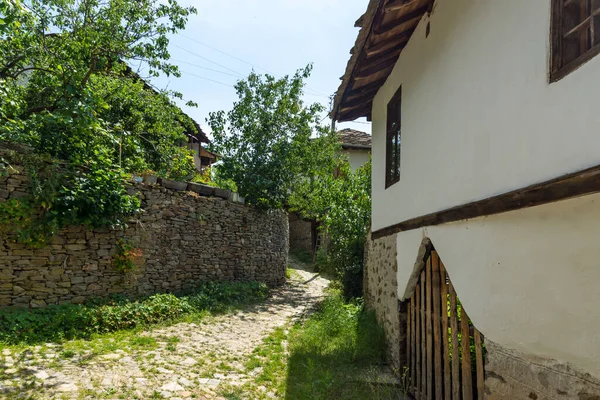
[[178, 33, 273, 74], [179, 70, 236, 88], [172, 44, 246, 78], [175, 34, 331, 98], [173, 59, 242, 78]]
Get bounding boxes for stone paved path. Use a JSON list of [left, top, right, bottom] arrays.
[[0, 260, 329, 399]]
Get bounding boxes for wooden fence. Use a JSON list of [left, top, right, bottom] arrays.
[[406, 250, 485, 399]]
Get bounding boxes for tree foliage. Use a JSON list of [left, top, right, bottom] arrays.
[[0, 0, 197, 243], [291, 160, 372, 298], [208, 65, 340, 209]]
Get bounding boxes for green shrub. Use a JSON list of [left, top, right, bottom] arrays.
[[289, 247, 314, 264], [0, 281, 269, 345]]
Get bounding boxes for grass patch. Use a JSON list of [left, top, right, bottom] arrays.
[[0, 281, 269, 346], [244, 291, 404, 399]]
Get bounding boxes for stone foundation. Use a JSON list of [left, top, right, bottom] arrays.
[[363, 230, 401, 369], [485, 340, 600, 400], [0, 151, 288, 308]]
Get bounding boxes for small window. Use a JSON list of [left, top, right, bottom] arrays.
[[385, 86, 401, 188], [551, 0, 600, 82]]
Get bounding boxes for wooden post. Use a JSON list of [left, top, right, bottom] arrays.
[[416, 284, 422, 399], [440, 262, 452, 399], [426, 257, 433, 399], [432, 252, 443, 399], [474, 329, 485, 399], [420, 269, 427, 398], [450, 283, 460, 400], [460, 306, 473, 400]]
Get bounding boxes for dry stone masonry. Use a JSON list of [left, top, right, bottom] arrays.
[[0, 151, 288, 309], [363, 230, 401, 369], [288, 213, 313, 254]]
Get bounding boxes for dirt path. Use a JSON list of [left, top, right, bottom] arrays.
[[0, 260, 329, 399]]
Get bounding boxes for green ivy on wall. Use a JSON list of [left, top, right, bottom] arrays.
[[0, 150, 140, 246]]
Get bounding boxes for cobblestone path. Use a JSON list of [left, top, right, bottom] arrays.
[[0, 261, 329, 399]]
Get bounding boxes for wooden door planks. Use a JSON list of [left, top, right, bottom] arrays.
[[411, 294, 417, 396], [449, 283, 461, 400], [460, 306, 473, 400], [426, 257, 433, 399], [432, 252, 443, 400], [420, 269, 427, 398], [474, 328, 485, 399], [440, 261, 452, 400], [405, 250, 486, 399], [416, 284, 422, 399]]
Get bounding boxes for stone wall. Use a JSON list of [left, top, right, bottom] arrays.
[[288, 213, 313, 254], [363, 230, 401, 369], [0, 155, 288, 309], [485, 339, 600, 399]]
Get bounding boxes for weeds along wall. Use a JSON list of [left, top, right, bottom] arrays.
[[0, 155, 288, 309]]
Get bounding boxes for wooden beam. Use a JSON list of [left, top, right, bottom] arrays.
[[365, 34, 410, 58], [339, 101, 371, 115], [346, 86, 379, 102], [348, 77, 387, 93], [374, 5, 429, 35], [338, 94, 375, 110], [372, 163, 600, 240], [361, 45, 403, 67], [385, 0, 417, 13], [340, 100, 370, 113], [338, 103, 372, 121], [354, 58, 397, 80]]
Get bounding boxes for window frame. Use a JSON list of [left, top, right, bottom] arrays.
[[385, 86, 402, 189], [551, 0, 600, 82]]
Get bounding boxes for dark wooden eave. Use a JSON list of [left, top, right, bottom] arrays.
[[332, 0, 433, 122], [372, 163, 600, 239]]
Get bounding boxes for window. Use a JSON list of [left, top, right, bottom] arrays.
[[551, 0, 600, 81], [385, 86, 401, 188]]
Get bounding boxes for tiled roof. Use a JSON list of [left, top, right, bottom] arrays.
[[338, 128, 372, 149]]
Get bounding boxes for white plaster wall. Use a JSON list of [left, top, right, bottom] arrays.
[[371, 0, 600, 232], [343, 148, 371, 171], [395, 193, 600, 378]]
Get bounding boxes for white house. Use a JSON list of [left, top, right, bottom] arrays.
[[338, 128, 372, 171], [333, 0, 600, 398]]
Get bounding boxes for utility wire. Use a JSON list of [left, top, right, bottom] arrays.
[[172, 44, 246, 77], [175, 34, 331, 98], [179, 33, 273, 74], [173, 59, 242, 78], [179, 70, 236, 88]]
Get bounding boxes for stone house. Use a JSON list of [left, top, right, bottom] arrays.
[[332, 0, 600, 398], [338, 128, 372, 171]]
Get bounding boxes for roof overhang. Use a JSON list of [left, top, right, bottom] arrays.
[[332, 0, 433, 122]]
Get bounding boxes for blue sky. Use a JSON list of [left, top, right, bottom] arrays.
[[146, 0, 372, 138]]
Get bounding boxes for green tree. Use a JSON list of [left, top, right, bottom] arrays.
[[0, 0, 197, 243], [0, 0, 25, 35], [207, 65, 340, 209], [291, 160, 372, 298]]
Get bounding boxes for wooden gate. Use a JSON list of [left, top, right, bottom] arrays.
[[406, 250, 485, 400]]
